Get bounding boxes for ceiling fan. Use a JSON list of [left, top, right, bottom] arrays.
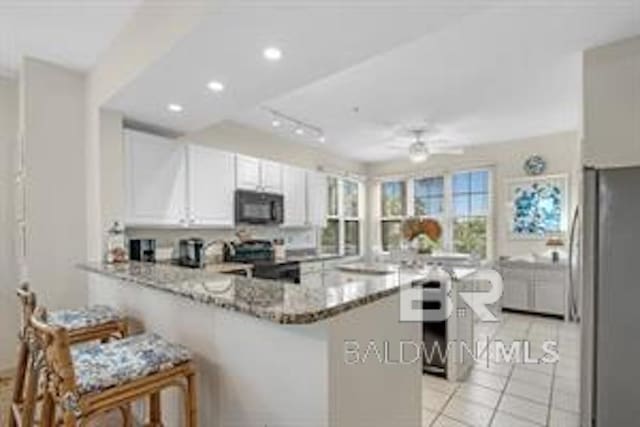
[[389, 127, 464, 163]]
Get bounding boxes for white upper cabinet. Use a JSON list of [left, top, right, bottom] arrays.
[[261, 160, 283, 193], [307, 171, 328, 228], [236, 155, 261, 191], [282, 165, 308, 227], [125, 130, 187, 226], [187, 144, 235, 227], [236, 155, 283, 193]]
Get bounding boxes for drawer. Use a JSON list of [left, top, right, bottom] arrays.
[[535, 268, 567, 285]]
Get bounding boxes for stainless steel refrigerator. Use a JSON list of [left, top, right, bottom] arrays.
[[581, 167, 640, 426]]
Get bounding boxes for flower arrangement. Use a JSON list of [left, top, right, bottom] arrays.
[[402, 218, 443, 254]]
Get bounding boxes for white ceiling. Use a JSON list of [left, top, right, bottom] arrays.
[[100, 1, 640, 163], [0, 0, 140, 77], [104, 1, 493, 131], [237, 2, 640, 162]]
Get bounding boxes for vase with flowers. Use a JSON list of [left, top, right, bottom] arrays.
[[402, 218, 443, 254]]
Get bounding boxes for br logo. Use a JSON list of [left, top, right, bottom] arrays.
[[399, 269, 503, 323]]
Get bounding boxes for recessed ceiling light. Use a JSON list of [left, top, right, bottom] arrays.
[[295, 127, 304, 135], [263, 47, 283, 61], [167, 103, 183, 112], [271, 119, 281, 127], [318, 135, 326, 143], [207, 80, 225, 93]]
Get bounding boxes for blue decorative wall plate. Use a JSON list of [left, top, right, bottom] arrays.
[[524, 155, 546, 176]]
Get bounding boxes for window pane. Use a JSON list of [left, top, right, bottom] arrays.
[[470, 194, 489, 216], [321, 219, 339, 254], [453, 217, 487, 258], [344, 220, 360, 255], [381, 181, 405, 217], [414, 177, 444, 216], [381, 220, 402, 251], [414, 177, 444, 197], [327, 177, 338, 216], [471, 171, 489, 193], [343, 180, 359, 217], [453, 195, 470, 216], [415, 196, 443, 216], [453, 172, 471, 194]]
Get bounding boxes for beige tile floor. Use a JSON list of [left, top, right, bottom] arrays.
[[423, 312, 581, 427]]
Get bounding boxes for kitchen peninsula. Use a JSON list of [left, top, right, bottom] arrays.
[[81, 261, 426, 427]]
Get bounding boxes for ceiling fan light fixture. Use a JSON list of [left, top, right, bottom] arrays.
[[409, 142, 428, 163]]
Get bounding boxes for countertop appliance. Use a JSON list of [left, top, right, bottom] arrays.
[[129, 239, 156, 262], [179, 238, 204, 268], [581, 167, 640, 426], [225, 240, 300, 283], [235, 190, 284, 225]]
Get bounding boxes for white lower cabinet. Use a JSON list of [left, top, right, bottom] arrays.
[[502, 272, 531, 311], [187, 144, 235, 227], [125, 130, 187, 226], [500, 261, 567, 317]]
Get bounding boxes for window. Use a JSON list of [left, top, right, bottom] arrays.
[[381, 181, 406, 217], [414, 177, 444, 216], [452, 171, 489, 258], [343, 180, 359, 218], [381, 220, 403, 251], [344, 220, 360, 255], [380, 181, 406, 252], [327, 176, 339, 216], [321, 219, 340, 254], [320, 176, 363, 256], [378, 169, 492, 258]]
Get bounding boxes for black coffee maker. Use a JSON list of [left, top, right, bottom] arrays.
[[179, 238, 204, 268], [129, 239, 156, 262]]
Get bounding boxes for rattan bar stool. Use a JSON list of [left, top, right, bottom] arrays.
[[30, 307, 197, 427], [8, 283, 128, 427]]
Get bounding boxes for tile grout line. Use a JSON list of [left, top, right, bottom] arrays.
[[428, 381, 463, 427], [485, 319, 526, 427], [545, 326, 561, 427]]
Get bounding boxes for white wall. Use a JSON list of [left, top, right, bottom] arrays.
[[583, 34, 640, 168], [0, 77, 18, 371], [184, 120, 366, 175], [365, 131, 580, 259], [21, 58, 88, 311], [86, 1, 213, 261]]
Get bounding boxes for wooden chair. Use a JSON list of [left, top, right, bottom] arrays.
[[30, 306, 197, 427], [8, 283, 128, 427]]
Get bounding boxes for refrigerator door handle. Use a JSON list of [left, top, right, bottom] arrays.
[[568, 207, 580, 321]]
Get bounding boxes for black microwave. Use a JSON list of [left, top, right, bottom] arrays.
[[235, 190, 284, 225]]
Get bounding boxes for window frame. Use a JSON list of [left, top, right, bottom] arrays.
[[320, 175, 364, 256], [377, 167, 494, 259]]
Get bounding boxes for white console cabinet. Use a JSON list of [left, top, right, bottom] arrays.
[[499, 260, 568, 317]]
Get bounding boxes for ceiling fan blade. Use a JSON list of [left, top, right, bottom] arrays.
[[429, 146, 464, 155], [386, 145, 408, 150]]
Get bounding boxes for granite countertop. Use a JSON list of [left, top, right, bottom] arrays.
[[80, 261, 426, 325]]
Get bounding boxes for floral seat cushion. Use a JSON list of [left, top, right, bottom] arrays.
[[48, 305, 123, 330], [71, 333, 192, 395]]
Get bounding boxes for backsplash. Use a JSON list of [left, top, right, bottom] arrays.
[[125, 226, 318, 259]]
